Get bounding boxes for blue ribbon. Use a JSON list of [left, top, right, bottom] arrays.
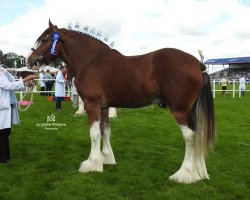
[[50, 32, 60, 55]]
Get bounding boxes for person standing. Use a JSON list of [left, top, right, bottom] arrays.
[[55, 66, 66, 111], [44, 70, 52, 96], [221, 76, 228, 97], [239, 76, 246, 96], [39, 70, 45, 95], [0, 64, 37, 163]]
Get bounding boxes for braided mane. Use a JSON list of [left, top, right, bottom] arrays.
[[67, 23, 115, 49]]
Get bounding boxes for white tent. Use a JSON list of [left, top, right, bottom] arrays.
[[42, 66, 58, 73], [15, 66, 35, 72]]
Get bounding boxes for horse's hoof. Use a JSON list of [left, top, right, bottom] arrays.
[[169, 168, 201, 184], [78, 159, 103, 173], [75, 111, 85, 115], [102, 151, 117, 165], [196, 160, 210, 179], [196, 165, 210, 179]]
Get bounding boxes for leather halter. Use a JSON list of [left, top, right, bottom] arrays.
[[30, 47, 49, 65], [30, 32, 60, 65]]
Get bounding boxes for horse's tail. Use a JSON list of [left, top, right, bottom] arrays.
[[193, 69, 215, 157]]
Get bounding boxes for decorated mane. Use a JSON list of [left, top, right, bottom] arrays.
[[67, 22, 115, 48]]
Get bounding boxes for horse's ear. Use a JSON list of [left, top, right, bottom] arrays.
[[49, 19, 57, 31], [49, 19, 54, 28]]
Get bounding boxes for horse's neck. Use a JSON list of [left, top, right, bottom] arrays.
[[60, 29, 113, 75]]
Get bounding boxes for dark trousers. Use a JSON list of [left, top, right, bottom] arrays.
[[56, 97, 63, 110], [45, 82, 51, 96], [0, 128, 11, 163], [40, 86, 45, 95]]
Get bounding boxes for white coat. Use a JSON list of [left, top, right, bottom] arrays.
[[239, 77, 246, 90], [55, 70, 65, 97], [0, 71, 25, 129], [39, 72, 45, 87]]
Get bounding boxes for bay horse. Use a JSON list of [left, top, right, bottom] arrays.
[[17, 70, 37, 91], [27, 21, 215, 184]]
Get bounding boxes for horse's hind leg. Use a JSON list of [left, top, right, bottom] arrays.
[[169, 112, 208, 183], [169, 124, 200, 183], [79, 101, 103, 173], [75, 97, 85, 115], [101, 108, 116, 165]]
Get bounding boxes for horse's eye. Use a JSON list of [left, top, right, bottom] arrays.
[[42, 35, 50, 42]]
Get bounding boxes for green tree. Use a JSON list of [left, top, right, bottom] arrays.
[[0, 50, 4, 64], [0, 50, 25, 68]]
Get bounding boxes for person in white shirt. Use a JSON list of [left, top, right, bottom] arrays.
[[0, 64, 37, 163], [39, 70, 45, 95], [221, 76, 228, 97], [239, 76, 246, 96], [43, 70, 53, 96], [55, 66, 66, 111]]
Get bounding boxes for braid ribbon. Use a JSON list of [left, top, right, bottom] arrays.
[[50, 32, 60, 55]]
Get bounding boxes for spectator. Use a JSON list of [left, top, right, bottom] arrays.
[[221, 76, 228, 97], [239, 76, 246, 96], [44, 70, 52, 96], [39, 70, 45, 95], [55, 66, 66, 111]]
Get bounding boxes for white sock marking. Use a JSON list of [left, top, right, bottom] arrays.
[[102, 124, 116, 164]]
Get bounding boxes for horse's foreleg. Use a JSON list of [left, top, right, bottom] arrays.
[[79, 102, 103, 173], [101, 108, 116, 165]]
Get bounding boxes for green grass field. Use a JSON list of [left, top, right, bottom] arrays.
[[0, 90, 249, 200]]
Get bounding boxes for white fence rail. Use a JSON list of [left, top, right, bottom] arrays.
[[15, 78, 249, 99], [15, 78, 72, 101], [211, 79, 249, 98]]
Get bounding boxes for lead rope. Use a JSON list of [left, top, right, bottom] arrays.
[[18, 80, 35, 112]]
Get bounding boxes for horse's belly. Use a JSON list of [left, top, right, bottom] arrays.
[[107, 93, 164, 108]]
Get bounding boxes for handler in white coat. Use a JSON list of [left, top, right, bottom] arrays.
[[55, 66, 66, 111], [0, 64, 37, 163]]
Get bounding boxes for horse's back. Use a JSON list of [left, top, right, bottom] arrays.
[[126, 48, 203, 80]]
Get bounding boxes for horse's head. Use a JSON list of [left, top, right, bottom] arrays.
[[27, 20, 61, 68]]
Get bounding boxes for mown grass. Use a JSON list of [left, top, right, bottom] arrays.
[[0, 90, 249, 200]]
